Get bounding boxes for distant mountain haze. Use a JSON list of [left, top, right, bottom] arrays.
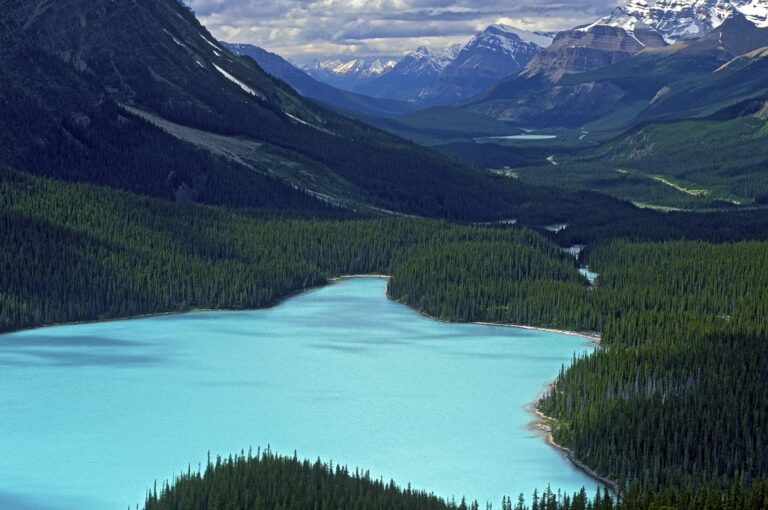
[[303, 58, 397, 91], [223, 43, 417, 117], [466, 11, 768, 130], [306, 25, 554, 105], [291, 0, 767, 105]]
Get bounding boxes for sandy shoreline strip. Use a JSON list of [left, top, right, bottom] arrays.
[[530, 404, 620, 495]]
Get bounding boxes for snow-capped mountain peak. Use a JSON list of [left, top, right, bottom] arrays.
[[303, 58, 396, 91], [410, 46, 433, 58], [621, 0, 768, 41], [738, 0, 768, 26], [486, 23, 555, 47], [579, 7, 643, 32], [575, 6, 669, 47], [366, 59, 397, 76], [397, 46, 448, 74], [439, 43, 463, 62]]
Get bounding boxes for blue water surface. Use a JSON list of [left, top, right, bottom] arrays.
[[0, 278, 597, 509]]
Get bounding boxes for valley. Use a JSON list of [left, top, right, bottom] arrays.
[[1, 0, 768, 509]]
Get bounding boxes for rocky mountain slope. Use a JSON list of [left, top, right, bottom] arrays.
[[427, 25, 552, 103]]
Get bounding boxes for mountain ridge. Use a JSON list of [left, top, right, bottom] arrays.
[[303, 58, 396, 91], [304, 24, 551, 105], [223, 43, 417, 117]]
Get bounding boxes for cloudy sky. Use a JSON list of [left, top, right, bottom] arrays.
[[186, 0, 618, 64]]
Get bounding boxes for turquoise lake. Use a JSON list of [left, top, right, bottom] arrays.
[[0, 278, 598, 509]]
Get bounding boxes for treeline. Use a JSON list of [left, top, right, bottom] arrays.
[[540, 241, 768, 490], [0, 167, 584, 333], [143, 451, 768, 510], [144, 449, 451, 510]]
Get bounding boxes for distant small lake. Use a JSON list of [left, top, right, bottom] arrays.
[[475, 134, 559, 142], [0, 278, 597, 510], [494, 134, 558, 140]]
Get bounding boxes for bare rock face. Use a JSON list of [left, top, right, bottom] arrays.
[[522, 20, 666, 81]]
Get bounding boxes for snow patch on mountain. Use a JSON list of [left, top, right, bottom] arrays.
[[213, 63, 265, 100], [488, 24, 555, 47], [576, 7, 666, 47], [621, 0, 768, 41], [440, 43, 464, 61], [304, 58, 395, 78], [303, 58, 396, 91], [736, 0, 768, 25]]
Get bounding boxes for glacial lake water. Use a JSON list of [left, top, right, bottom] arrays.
[[0, 278, 598, 510]]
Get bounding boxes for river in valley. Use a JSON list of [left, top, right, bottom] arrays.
[[0, 278, 599, 510]]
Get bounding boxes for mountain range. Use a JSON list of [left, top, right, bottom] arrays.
[[305, 25, 553, 105], [303, 58, 397, 91], [223, 43, 417, 117], [467, 11, 768, 129], [290, 0, 768, 109], [3, 0, 768, 213]]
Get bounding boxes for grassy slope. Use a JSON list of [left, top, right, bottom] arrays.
[[513, 116, 768, 209]]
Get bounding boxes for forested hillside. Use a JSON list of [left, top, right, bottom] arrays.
[[540, 241, 768, 490], [143, 450, 768, 510], [0, 167, 584, 333], [390, 236, 768, 491], [143, 449, 452, 510]]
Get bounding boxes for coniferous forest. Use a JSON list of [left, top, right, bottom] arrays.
[[3, 166, 768, 509], [5, 0, 768, 508], [143, 450, 768, 510], [0, 167, 582, 333]]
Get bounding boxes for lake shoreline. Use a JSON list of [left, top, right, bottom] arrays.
[[3, 274, 609, 494], [0, 275, 389, 336], [529, 400, 620, 495]]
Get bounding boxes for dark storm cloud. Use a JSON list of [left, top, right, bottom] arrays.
[[185, 0, 618, 62]]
